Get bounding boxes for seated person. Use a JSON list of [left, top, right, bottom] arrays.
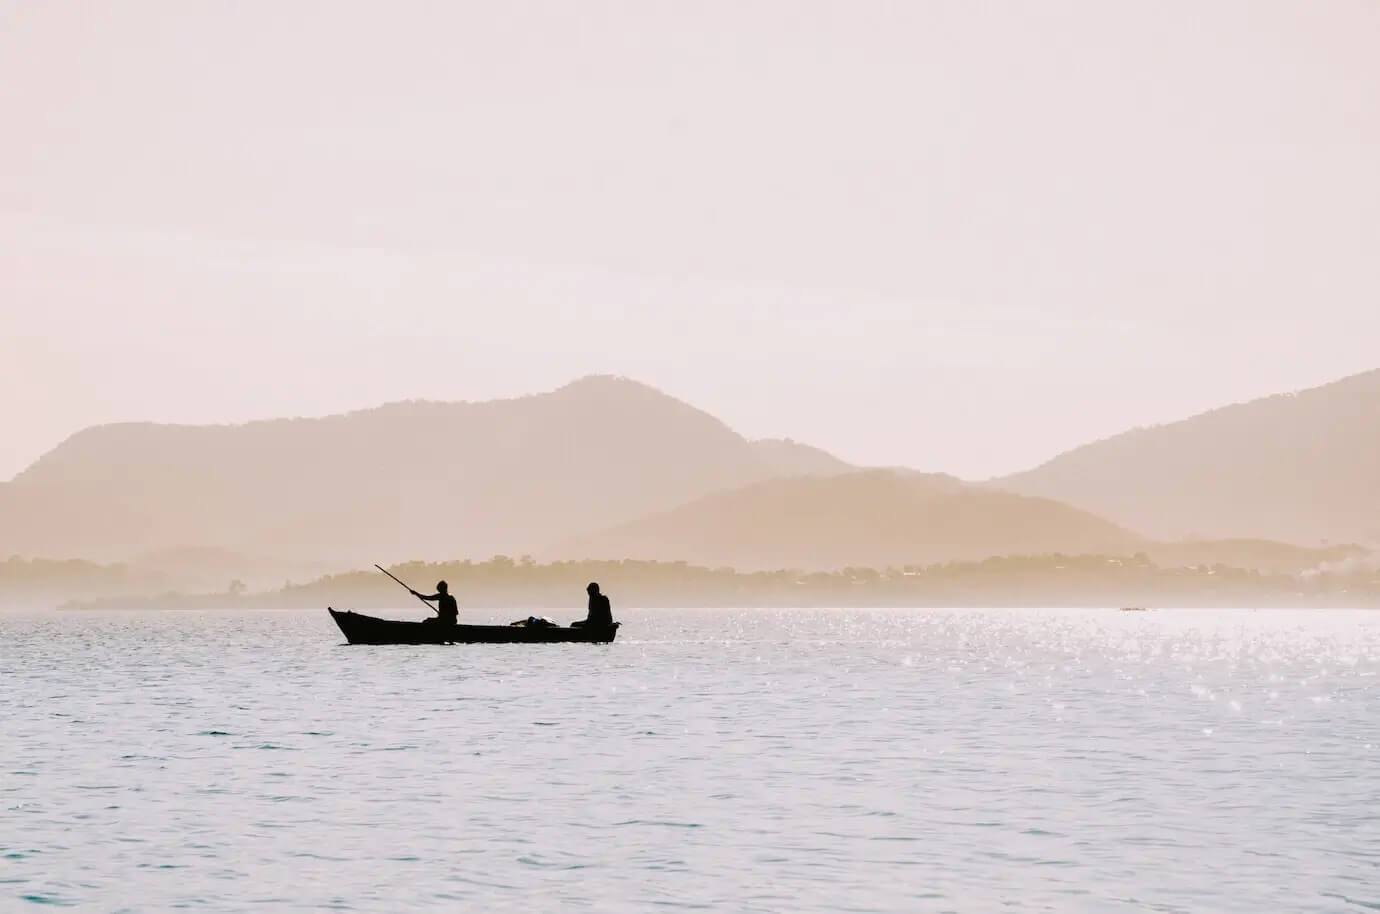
[[571, 582, 613, 628], [411, 580, 458, 625]]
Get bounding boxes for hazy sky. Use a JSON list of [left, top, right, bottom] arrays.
[[3, 0, 1378, 482]]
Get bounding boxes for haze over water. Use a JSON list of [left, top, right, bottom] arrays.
[[3, 607, 1376, 912]]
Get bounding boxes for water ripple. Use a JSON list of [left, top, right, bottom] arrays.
[[0, 607, 1377, 911]]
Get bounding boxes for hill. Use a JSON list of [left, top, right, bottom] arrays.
[[0, 556, 171, 609], [556, 470, 1145, 569], [996, 369, 1380, 546], [0, 376, 839, 563], [748, 439, 853, 477]]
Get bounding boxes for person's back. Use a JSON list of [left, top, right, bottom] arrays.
[[589, 591, 612, 627], [412, 580, 459, 625], [573, 582, 613, 628], [436, 591, 458, 625]]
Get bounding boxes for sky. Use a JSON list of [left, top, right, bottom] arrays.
[[2, 0, 1378, 482]]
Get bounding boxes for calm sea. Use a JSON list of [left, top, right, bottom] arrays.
[[2, 607, 1377, 912]]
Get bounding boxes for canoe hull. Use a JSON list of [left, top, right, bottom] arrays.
[[328, 608, 619, 645]]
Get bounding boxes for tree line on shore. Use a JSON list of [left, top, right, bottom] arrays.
[[6, 552, 1374, 610]]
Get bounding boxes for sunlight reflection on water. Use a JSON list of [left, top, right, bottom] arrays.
[[1, 607, 1377, 912]]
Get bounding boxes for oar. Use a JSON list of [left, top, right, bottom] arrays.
[[374, 564, 438, 615]]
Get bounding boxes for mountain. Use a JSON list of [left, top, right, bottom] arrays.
[[15, 368, 1371, 570], [557, 470, 1145, 570], [0, 376, 844, 563], [996, 369, 1380, 546], [749, 438, 853, 477]]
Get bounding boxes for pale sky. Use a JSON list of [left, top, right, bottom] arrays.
[[2, 0, 1378, 482]]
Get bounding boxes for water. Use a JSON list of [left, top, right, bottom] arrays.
[[2, 607, 1377, 912]]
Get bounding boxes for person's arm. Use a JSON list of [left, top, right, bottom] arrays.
[[411, 590, 440, 601]]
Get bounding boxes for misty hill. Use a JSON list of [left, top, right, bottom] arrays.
[[749, 438, 853, 477], [558, 470, 1145, 569], [0, 556, 171, 609], [997, 369, 1380, 546], [127, 546, 338, 592], [0, 376, 843, 563]]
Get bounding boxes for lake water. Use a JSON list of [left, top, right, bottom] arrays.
[[2, 607, 1377, 912]]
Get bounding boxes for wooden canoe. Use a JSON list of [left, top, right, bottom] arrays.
[[328, 608, 620, 645]]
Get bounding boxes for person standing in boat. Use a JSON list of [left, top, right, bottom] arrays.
[[571, 582, 613, 628], [411, 580, 459, 626]]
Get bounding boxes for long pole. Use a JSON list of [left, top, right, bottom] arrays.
[[374, 564, 438, 615]]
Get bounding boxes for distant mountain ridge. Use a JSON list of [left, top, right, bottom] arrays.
[[748, 438, 854, 477], [557, 469, 1145, 569], [0, 376, 810, 562], [996, 369, 1380, 546], [5, 368, 1376, 571]]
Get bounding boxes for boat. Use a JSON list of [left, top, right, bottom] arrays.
[[328, 608, 620, 645]]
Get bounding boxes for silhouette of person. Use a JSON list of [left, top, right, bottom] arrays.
[[411, 580, 458, 625], [571, 582, 613, 628]]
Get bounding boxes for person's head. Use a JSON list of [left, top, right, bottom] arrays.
[[586, 582, 600, 595], [436, 581, 448, 593]]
